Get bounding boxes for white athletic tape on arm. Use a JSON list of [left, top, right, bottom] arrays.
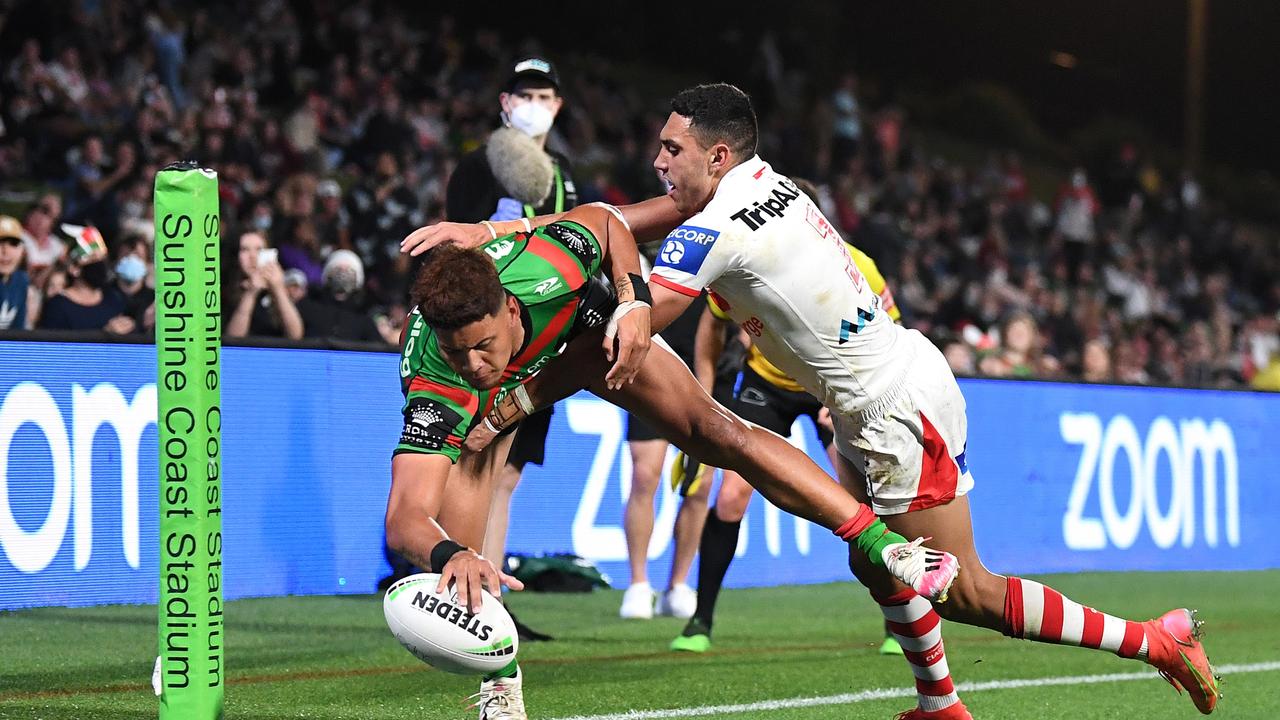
[[512, 385, 535, 415], [605, 300, 650, 339], [589, 202, 630, 232]]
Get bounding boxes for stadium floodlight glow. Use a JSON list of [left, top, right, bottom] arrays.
[[153, 162, 224, 719]]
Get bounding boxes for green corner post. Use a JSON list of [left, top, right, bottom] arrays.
[[154, 162, 224, 719]]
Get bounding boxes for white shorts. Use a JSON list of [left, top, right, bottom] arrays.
[[832, 330, 973, 515]]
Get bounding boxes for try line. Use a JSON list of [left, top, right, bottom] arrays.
[[550, 660, 1280, 720]]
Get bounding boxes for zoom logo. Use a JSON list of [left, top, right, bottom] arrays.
[[0, 382, 156, 574], [1060, 413, 1238, 551]]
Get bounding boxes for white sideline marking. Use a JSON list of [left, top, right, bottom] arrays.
[[550, 661, 1280, 720]]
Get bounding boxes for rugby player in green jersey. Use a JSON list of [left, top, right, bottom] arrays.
[[387, 203, 958, 719]]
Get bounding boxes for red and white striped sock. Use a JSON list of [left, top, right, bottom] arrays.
[[877, 588, 960, 713], [1003, 577, 1149, 660]]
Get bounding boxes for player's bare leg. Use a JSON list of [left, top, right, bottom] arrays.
[[837, 457, 969, 719], [433, 431, 532, 718], [436, 432, 517, 551], [661, 467, 710, 618], [481, 463, 523, 570], [837, 452, 1222, 715], [621, 438, 668, 618], [574, 340, 958, 600]]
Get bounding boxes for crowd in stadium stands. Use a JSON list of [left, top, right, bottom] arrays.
[[1, 2, 1278, 390]]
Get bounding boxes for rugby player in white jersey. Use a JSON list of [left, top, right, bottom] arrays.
[[403, 84, 1221, 718]]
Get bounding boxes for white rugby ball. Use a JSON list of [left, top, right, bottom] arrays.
[[383, 573, 519, 675]]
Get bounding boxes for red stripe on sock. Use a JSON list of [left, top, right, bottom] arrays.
[[1118, 621, 1145, 658], [903, 639, 947, 668], [875, 588, 918, 606], [888, 610, 940, 640], [915, 675, 955, 697], [834, 505, 877, 540], [1081, 607, 1106, 649], [1004, 576, 1025, 638], [1040, 587, 1064, 641]]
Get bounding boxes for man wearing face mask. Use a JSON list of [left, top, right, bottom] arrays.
[[37, 224, 129, 332], [0, 216, 30, 331], [399, 58, 577, 642], [445, 58, 577, 225], [111, 235, 155, 334], [297, 249, 383, 343]]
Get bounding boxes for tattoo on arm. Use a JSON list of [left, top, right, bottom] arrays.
[[614, 274, 635, 303]]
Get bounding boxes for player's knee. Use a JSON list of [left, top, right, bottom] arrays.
[[717, 483, 752, 521], [628, 467, 661, 499]]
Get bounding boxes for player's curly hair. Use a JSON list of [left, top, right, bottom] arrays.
[[671, 83, 758, 158], [412, 245, 507, 330]]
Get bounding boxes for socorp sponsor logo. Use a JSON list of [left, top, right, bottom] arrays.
[[666, 226, 719, 245], [0, 382, 156, 574], [1059, 412, 1239, 551]]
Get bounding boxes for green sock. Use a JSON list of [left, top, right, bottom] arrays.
[[854, 519, 907, 569], [484, 659, 519, 681]]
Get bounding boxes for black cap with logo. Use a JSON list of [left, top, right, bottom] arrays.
[[506, 57, 559, 93]]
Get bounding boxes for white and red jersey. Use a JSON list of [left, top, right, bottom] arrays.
[[650, 156, 913, 416]]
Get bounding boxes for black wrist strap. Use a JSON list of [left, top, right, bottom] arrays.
[[627, 273, 652, 305], [429, 539, 467, 572]]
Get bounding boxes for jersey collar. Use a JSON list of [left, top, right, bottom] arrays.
[[723, 155, 769, 185]]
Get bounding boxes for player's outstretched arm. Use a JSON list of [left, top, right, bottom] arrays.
[[557, 203, 652, 390], [385, 453, 524, 612], [400, 195, 688, 256]]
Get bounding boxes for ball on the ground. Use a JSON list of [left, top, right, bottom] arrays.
[[383, 573, 518, 675]]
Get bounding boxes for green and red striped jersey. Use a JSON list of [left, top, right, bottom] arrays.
[[395, 220, 607, 462]]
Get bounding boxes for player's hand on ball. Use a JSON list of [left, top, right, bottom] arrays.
[[400, 222, 491, 256], [604, 304, 651, 391], [436, 550, 525, 614]]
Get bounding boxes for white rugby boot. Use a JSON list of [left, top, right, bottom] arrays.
[[656, 583, 697, 619], [472, 668, 527, 720], [619, 582, 655, 619], [883, 538, 960, 602]]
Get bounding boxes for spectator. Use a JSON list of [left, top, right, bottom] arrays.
[[224, 231, 304, 340], [277, 216, 325, 287], [1053, 167, 1100, 283], [1081, 339, 1113, 383], [0, 216, 30, 331], [942, 339, 976, 376], [283, 268, 308, 305], [297, 249, 382, 343], [830, 72, 863, 168], [37, 225, 127, 332], [979, 312, 1060, 379], [314, 180, 351, 253], [22, 195, 65, 280], [347, 150, 421, 279], [111, 235, 155, 334]]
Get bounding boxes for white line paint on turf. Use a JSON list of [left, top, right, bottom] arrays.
[[550, 661, 1280, 720]]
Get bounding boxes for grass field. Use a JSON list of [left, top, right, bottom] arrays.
[[2, 571, 1277, 719]]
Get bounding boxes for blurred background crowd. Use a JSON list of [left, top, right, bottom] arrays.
[[1, 0, 1278, 390]]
